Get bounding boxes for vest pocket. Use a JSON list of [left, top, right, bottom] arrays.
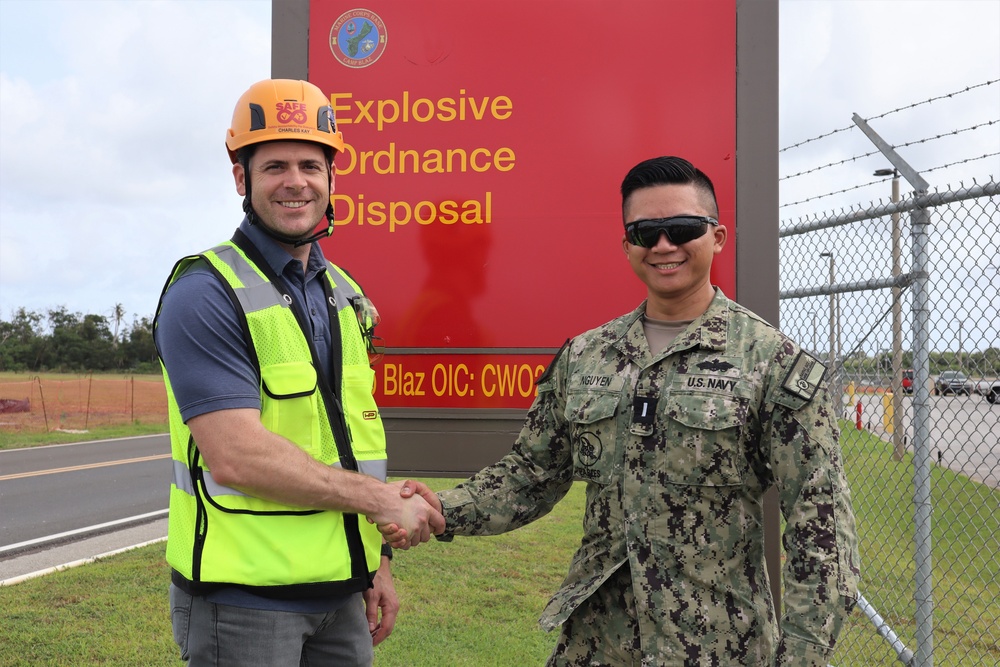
[[260, 362, 321, 457], [342, 364, 386, 474]]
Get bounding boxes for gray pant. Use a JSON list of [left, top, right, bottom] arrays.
[[170, 585, 374, 666]]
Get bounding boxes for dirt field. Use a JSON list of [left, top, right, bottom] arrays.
[[0, 373, 167, 433]]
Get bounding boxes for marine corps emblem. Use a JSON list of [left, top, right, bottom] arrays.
[[329, 9, 387, 68]]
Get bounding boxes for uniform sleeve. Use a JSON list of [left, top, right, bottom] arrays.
[[760, 345, 860, 666], [155, 264, 262, 422], [437, 343, 575, 538]]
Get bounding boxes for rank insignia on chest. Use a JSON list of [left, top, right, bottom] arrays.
[[630, 395, 657, 436], [782, 351, 826, 401]]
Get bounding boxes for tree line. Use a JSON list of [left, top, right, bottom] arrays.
[[0, 305, 158, 373], [2, 304, 997, 378]]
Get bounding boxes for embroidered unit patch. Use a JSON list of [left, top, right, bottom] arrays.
[[782, 351, 826, 401]]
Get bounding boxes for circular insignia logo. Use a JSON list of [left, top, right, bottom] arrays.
[[577, 432, 603, 468], [330, 9, 387, 69]]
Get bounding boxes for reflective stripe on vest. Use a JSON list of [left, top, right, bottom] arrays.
[[170, 459, 388, 498]]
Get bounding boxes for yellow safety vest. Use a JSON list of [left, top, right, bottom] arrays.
[[157, 232, 386, 598]]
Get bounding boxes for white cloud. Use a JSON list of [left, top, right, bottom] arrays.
[[0, 0, 271, 321], [0, 0, 997, 332], [779, 0, 999, 222], [777, 0, 999, 354]]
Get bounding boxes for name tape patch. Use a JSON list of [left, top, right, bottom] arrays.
[[572, 374, 625, 392]]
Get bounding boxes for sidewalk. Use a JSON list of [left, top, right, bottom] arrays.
[[0, 517, 167, 585]]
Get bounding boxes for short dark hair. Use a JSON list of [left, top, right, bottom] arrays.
[[620, 156, 718, 221]]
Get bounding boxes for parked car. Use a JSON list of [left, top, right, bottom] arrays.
[[933, 370, 969, 396], [973, 379, 1000, 404], [902, 369, 914, 394]]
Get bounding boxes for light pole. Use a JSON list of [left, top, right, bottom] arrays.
[[820, 251, 841, 418], [875, 167, 905, 460]]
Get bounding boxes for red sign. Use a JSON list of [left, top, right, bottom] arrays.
[[309, 1, 736, 408], [375, 354, 553, 409]]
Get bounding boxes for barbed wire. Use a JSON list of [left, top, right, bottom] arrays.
[[781, 151, 882, 181], [921, 152, 1000, 177], [779, 153, 1000, 209], [780, 120, 998, 181], [780, 180, 886, 209], [779, 79, 998, 154]]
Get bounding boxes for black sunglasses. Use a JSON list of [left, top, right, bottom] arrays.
[[624, 215, 719, 248]]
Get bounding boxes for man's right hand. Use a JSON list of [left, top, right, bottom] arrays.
[[371, 480, 444, 549], [377, 481, 443, 548]]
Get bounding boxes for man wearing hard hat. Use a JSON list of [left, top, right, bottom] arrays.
[[155, 79, 443, 666]]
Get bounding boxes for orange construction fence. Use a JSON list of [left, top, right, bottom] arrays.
[[0, 375, 167, 433]]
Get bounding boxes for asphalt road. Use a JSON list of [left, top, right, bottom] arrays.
[[1, 394, 996, 584], [0, 434, 171, 583]]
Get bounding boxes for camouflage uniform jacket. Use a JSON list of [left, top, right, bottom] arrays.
[[437, 289, 859, 666]]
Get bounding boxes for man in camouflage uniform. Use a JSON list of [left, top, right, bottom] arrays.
[[390, 156, 859, 666]]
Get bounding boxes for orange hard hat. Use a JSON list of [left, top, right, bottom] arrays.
[[225, 79, 345, 163]]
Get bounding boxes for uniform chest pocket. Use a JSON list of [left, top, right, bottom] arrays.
[[658, 388, 749, 487], [564, 389, 620, 485]]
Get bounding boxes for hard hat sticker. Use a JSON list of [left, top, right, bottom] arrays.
[[330, 9, 387, 69], [275, 101, 308, 125]]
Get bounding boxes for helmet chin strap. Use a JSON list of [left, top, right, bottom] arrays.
[[291, 201, 336, 248]]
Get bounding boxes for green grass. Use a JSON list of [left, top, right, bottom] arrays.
[[0, 421, 167, 450], [834, 426, 1000, 667], [0, 478, 580, 666], [1, 426, 996, 666], [0, 545, 174, 666]]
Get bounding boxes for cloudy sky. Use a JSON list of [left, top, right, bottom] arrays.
[[1, 0, 998, 338]]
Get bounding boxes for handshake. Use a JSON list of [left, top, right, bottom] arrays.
[[370, 480, 445, 549]]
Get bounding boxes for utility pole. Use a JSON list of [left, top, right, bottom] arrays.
[[876, 167, 905, 461]]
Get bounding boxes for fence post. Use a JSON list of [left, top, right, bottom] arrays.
[[889, 173, 906, 461], [85, 373, 93, 431], [851, 112, 935, 666], [34, 376, 51, 432], [910, 198, 934, 667]]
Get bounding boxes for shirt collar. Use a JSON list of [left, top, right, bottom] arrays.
[[238, 216, 328, 280]]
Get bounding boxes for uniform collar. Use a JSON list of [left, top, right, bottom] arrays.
[[613, 288, 731, 365]]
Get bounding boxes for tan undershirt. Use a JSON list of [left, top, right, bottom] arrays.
[[642, 315, 694, 356]]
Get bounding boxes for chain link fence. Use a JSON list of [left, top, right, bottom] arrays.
[[779, 182, 999, 666]]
